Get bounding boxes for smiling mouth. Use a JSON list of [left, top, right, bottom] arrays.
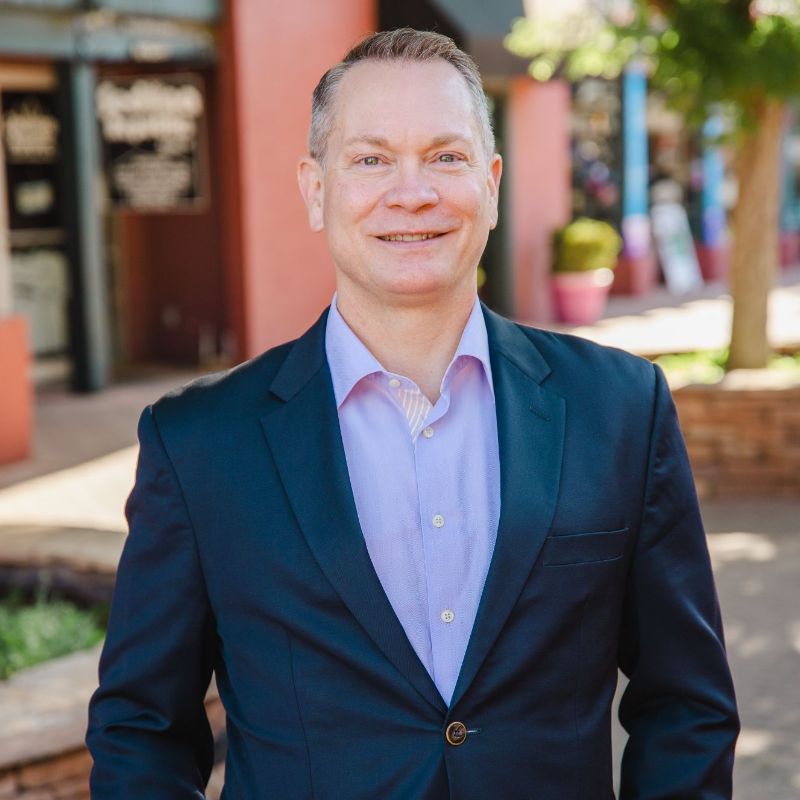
[[378, 232, 445, 242]]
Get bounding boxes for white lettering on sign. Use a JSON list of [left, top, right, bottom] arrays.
[[4, 100, 59, 163], [96, 79, 204, 145], [112, 152, 193, 208]]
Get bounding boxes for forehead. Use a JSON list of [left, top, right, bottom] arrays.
[[330, 58, 479, 146]]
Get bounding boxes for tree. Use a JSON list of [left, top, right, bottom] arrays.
[[506, 0, 800, 369]]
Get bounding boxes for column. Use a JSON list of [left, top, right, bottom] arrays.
[[57, 60, 111, 391], [616, 63, 657, 295]]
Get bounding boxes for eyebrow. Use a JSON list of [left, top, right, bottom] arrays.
[[343, 133, 472, 149]]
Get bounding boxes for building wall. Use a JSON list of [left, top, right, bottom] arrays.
[[220, 0, 376, 358], [506, 77, 571, 322]]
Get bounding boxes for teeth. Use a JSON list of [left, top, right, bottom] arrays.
[[381, 233, 439, 242]]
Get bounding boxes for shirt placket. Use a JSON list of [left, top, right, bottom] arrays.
[[384, 368, 469, 703], [413, 384, 464, 703]]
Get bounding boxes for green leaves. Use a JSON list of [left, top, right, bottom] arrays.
[[0, 590, 105, 680], [553, 217, 623, 272], [505, 0, 800, 134]]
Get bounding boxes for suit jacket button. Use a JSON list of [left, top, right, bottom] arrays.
[[445, 721, 467, 746]]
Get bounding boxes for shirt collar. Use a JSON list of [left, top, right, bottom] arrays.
[[325, 293, 494, 409]]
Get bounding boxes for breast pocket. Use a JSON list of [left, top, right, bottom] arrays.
[[541, 527, 628, 567]]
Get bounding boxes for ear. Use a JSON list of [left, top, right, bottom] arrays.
[[487, 153, 502, 230], [297, 156, 325, 232]]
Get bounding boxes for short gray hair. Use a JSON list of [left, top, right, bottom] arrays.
[[309, 28, 495, 165]]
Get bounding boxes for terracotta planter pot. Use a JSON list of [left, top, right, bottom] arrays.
[[0, 315, 33, 464], [551, 268, 614, 325], [697, 242, 730, 283], [610, 251, 658, 296], [779, 231, 800, 268]]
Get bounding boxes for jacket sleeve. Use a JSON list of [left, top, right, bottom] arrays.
[[617, 364, 739, 799], [86, 404, 217, 798]]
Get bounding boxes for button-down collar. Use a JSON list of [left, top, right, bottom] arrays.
[[325, 294, 494, 410]]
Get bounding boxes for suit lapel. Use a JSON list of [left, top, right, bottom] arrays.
[[260, 311, 447, 715], [450, 307, 565, 708]]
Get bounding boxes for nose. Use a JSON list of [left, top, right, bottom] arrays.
[[384, 161, 439, 212]]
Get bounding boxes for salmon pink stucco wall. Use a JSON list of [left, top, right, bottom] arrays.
[[221, 1, 376, 358], [0, 315, 32, 464], [506, 77, 571, 322]]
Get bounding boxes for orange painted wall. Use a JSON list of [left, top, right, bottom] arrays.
[[221, 0, 376, 357], [506, 77, 571, 322], [0, 315, 32, 464]]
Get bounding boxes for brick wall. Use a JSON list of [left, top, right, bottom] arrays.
[[0, 751, 91, 800], [673, 371, 800, 500], [0, 746, 224, 800]]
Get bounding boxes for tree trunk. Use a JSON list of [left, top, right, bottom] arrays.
[[728, 99, 786, 370]]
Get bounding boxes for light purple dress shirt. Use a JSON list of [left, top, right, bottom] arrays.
[[325, 296, 501, 705]]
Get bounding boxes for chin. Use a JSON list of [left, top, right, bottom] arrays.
[[378, 282, 462, 308]]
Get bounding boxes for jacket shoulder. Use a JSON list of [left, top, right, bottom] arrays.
[[515, 323, 660, 399], [149, 338, 296, 434]]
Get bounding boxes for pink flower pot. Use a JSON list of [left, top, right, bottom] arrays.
[[552, 268, 614, 325]]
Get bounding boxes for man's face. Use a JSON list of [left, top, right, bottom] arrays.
[[299, 58, 502, 307]]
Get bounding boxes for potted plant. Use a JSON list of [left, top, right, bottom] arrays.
[[551, 217, 622, 325]]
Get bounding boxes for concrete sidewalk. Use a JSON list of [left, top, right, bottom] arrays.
[[701, 502, 800, 799], [609, 501, 800, 798], [0, 369, 202, 491]]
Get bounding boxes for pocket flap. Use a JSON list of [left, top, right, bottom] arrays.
[[542, 528, 628, 566]]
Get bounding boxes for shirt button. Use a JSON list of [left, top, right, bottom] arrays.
[[441, 609, 455, 623], [388, 378, 401, 388], [432, 514, 445, 528], [422, 426, 434, 438]]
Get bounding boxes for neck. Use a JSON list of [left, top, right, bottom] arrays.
[[335, 285, 477, 403]]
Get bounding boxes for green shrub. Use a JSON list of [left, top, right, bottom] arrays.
[[655, 349, 800, 383], [0, 590, 105, 680], [553, 218, 622, 273], [655, 349, 728, 384]]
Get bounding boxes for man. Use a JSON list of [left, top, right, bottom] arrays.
[[87, 29, 739, 799]]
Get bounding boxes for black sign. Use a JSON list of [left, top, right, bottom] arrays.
[[96, 74, 209, 211], [2, 91, 62, 230]]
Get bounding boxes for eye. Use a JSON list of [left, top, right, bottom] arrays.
[[436, 153, 464, 164], [359, 155, 382, 166]]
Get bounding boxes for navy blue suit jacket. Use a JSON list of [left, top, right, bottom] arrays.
[[87, 306, 739, 799]]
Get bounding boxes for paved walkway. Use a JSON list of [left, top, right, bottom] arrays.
[[609, 501, 800, 799], [0, 273, 799, 795]]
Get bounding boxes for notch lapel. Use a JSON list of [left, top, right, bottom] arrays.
[[260, 312, 447, 715], [450, 308, 566, 708]]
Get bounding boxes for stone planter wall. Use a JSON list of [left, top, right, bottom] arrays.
[[0, 645, 225, 800], [673, 371, 800, 500], [0, 533, 224, 799], [0, 750, 93, 799]]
